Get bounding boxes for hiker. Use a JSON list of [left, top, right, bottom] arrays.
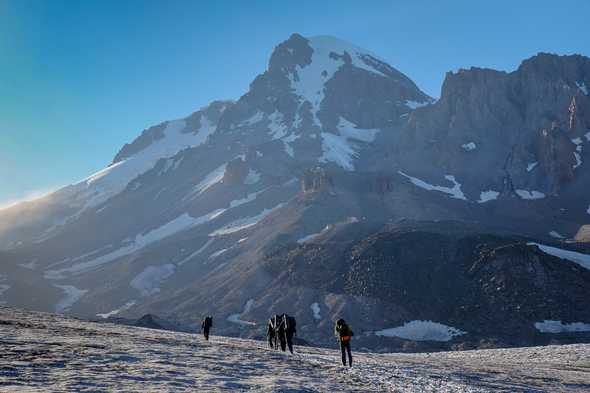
[[267, 317, 276, 349], [201, 315, 213, 341], [275, 314, 287, 352], [284, 314, 297, 354], [334, 318, 353, 367]]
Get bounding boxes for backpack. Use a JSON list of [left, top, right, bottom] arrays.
[[286, 315, 297, 333], [337, 322, 353, 338]]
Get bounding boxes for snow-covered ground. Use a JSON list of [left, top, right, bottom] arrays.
[[1, 308, 589, 392]]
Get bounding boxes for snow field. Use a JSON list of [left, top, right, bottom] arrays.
[[2, 307, 589, 392], [319, 117, 379, 170]]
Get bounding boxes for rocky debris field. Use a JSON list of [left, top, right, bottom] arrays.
[[1, 307, 589, 392]]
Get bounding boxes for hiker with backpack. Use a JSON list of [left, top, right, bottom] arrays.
[[267, 314, 296, 353], [284, 314, 297, 354], [334, 318, 353, 367], [275, 314, 288, 352], [201, 315, 213, 341], [267, 317, 277, 349]]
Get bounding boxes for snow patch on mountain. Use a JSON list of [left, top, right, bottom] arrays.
[[528, 242, 590, 270], [477, 190, 499, 203], [375, 320, 466, 342], [186, 163, 227, 199], [535, 320, 590, 333], [574, 152, 583, 169], [571, 138, 584, 169], [319, 117, 379, 170], [298, 224, 332, 243], [549, 231, 564, 239], [527, 162, 538, 172], [130, 264, 175, 297], [46, 210, 225, 278], [267, 111, 288, 139], [282, 133, 299, 158], [461, 142, 476, 151], [405, 100, 430, 110], [227, 299, 256, 326], [309, 36, 388, 78], [45, 245, 134, 280], [54, 285, 88, 313], [159, 156, 184, 176], [192, 115, 217, 144], [138, 211, 225, 244], [576, 81, 588, 95], [288, 36, 387, 126], [96, 300, 137, 319], [19, 259, 38, 270], [239, 111, 264, 128], [399, 172, 467, 200], [69, 118, 219, 211], [209, 203, 286, 236], [244, 169, 261, 185], [311, 302, 321, 320], [228, 190, 264, 209], [515, 190, 545, 200], [209, 249, 228, 259], [177, 239, 215, 266]]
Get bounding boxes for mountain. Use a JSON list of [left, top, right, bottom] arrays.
[[1, 34, 589, 350]]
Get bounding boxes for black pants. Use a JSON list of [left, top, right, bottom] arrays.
[[286, 333, 294, 354], [279, 335, 287, 352], [268, 333, 275, 349], [203, 327, 210, 341], [340, 340, 352, 366]]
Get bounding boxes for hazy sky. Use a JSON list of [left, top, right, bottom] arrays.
[[1, 0, 589, 207]]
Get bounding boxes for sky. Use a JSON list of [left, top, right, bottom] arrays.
[[1, 0, 589, 207]]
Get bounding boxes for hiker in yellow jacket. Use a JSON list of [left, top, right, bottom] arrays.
[[334, 319, 353, 367]]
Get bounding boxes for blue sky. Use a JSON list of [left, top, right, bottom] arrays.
[[1, 0, 589, 207]]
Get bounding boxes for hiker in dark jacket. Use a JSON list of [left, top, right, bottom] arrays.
[[201, 316, 213, 341], [267, 317, 276, 349], [283, 314, 297, 354], [276, 314, 288, 352], [334, 318, 353, 367]]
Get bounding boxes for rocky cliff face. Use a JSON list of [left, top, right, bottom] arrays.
[[0, 35, 589, 351], [399, 53, 590, 201], [262, 220, 590, 349]]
